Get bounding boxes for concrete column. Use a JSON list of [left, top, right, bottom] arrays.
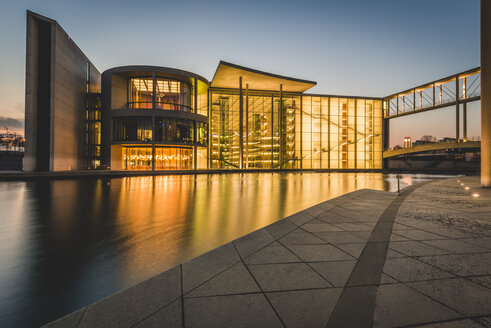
[[456, 76, 460, 142], [245, 84, 249, 168], [279, 84, 283, 169], [239, 76, 243, 169], [482, 0, 491, 187], [152, 116, 155, 171], [433, 84, 436, 106], [464, 77, 468, 142], [354, 99, 357, 169], [207, 89, 210, 169], [327, 97, 331, 169]]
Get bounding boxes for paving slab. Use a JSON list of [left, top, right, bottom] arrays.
[[248, 262, 330, 291], [266, 288, 342, 328], [459, 237, 491, 249], [389, 240, 451, 257], [382, 257, 455, 282], [410, 319, 485, 328], [313, 231, 368, 244], [133, 299, 182, 328], [302, 222, 343, 232], [186, 262, 260, 297], [417, 253, 491, 276], [79, 266, 180, 328], [393, 229, 451, 241], [408, 278, 491, 317], [373, 283, 462, 327], [334, 242, 366, 258], [278, 228, 326, 245], [286, 244, 354, 262], [184, 293, 283, 328], [422, 239, 489, 254], [233, 228, 275, 258], [244, 242, 301, 264], [309, 260, 356, 287], [470, 275, 491, 289], [182, 242, 240, 294]]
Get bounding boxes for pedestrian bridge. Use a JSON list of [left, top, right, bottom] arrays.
[[383, 140, 480, 158]]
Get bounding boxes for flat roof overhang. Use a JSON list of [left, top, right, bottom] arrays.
[[211, 61, 317, 93]]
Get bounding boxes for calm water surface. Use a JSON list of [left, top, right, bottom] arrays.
[[0, 172, 448, 327]]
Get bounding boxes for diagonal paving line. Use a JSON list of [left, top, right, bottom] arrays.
[[326, 181, 433, 328]]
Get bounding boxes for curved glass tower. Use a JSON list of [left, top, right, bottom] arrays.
[[101, 66, 209, 170]]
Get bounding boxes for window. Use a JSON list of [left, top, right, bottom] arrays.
[[155, 118, 196, 144], [113, 118, 152, 142], [128, 78, 153, 109]]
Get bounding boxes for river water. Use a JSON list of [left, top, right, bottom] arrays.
[[0, 172, 448, 327]]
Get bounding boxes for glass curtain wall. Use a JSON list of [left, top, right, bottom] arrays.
[[301, 96, 383, 169], [122, 146, 194, 170], [154, 147, 193, 170], [210, 90, 382, 169], [196, 79, 208, 116], [122, 147, 152, 170], [127, 77, 197, 112], [86, 93, 101, 168], [113, 118, 152, 142], [210, 90, 240, 168], [210, 90, 301, 169], [128, 78, 153, 109]]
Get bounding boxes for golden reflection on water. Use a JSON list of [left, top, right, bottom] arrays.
[[0, 172, 431, 327], [105, 172, 392, 284]]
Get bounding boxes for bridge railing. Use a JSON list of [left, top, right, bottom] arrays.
[[384, 67, 481, 119]]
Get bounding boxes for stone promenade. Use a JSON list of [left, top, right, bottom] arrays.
[[45, 176, 491, 328]]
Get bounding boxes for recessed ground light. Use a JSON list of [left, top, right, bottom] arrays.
[[465, 187, 470, 190], [461, 183, 465, 186], [472, 193, 480, 197]]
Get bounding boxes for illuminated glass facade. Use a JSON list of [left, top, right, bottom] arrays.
[[122, 146, 193, 170], [101, 66, 209, 171], [101, 63, 384, 171], [209, 90, 382, 169]]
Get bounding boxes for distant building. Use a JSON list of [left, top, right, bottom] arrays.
[[440, 137, 457, 143], [403, 137, 411, 148], [0, 132, 25, 152]]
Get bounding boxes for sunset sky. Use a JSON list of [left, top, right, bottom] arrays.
[[0, 0, 481, 146]]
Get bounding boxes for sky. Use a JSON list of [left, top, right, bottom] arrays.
[[0, 0, 481, 145]]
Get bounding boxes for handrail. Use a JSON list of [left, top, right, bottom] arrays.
[[127, 102, 194, 112]]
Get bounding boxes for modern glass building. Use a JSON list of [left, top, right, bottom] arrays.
[[208, 62, 382, 170], [24, 11, 383, 172], [100, 66, 209, 171], [95, 62, 383, 171]]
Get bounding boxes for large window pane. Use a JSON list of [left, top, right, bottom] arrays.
[[128, 78, 153, 109], [113, 118, 152, 142]]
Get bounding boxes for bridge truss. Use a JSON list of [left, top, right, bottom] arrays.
[[384, 67, 481, 143]]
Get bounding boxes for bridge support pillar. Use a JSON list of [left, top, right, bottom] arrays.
[[456, 76, 460, 142], [482, 0, 491, 187]]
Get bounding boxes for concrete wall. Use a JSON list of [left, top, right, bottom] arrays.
[[110, 145, 122, 170], [101, 71, 112, 168], [482, 0, 491, 186], [111, 74, 127, 109], [25, 11, 100, 171]]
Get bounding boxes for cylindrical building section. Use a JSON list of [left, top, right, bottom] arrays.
[[482, 0, 491, 187], [100, 66, 209, 171]]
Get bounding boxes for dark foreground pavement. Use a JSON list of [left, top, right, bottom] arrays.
[[44, 176, 491, 328]]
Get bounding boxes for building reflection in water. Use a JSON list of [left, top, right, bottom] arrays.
[[0, 172, 431, 327]]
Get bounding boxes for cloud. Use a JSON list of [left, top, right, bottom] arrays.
[[0, 116, 24, 130]]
